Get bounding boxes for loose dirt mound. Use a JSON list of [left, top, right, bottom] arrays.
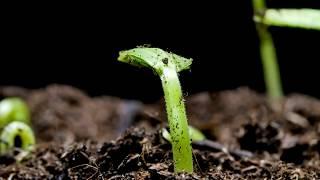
[[0, 85, 319, 179]]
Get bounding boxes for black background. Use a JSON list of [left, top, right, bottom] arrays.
[[1, 1, 320, 102]]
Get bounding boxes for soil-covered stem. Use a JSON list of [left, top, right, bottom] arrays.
[[160, 66, 193, 173]]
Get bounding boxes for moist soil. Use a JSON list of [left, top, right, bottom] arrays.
[[0, 85, 319, 179]]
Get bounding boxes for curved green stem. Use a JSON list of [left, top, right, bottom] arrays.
[[118, 47, 194, 173], [0, 121, 36, 155]]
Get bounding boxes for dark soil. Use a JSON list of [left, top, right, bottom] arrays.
[[0, 85, 319, 179]]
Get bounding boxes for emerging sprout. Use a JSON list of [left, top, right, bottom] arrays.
[[0, 97, 31, 128], [0, 97, 35, 155], [0, 121, 36, 155], [162, 126, 206, 142], [118, 47, 194, 173], [252, 1, 320, 99]]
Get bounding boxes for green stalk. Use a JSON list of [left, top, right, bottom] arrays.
[[252, 0, 283, 99], [252, 0, 265, 11], [118, 47, 193, 173], [160, 67, 193, 172]]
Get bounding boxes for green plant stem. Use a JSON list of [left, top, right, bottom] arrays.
[[160, 66, 193, 173], [258, 25, 283, 98], [252, 0, 265, 13], [118, 47, 194, 173], [252, 0, 283, 99]]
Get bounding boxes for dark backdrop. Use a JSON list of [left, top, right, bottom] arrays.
[[1, 1, 320, 102]]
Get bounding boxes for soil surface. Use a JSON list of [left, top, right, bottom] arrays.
[[0, 85, 319, 179]]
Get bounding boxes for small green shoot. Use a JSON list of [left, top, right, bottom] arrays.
[[0, 97, 35, 155], [0, 121, 36, 155], [118, 47, 194, 173], [162, 126, 206, 142]]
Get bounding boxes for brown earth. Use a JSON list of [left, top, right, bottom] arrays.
[[0, 85, 319, 179]]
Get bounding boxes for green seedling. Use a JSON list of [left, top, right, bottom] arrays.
[[118, 47, 194, 173], [0, 97, 35, 155], [0, 97, 31, 128], [0, 121, 36, 155], [252, 1, 320, 99], [162, 126, 205, 142], [252, 0, 283, 99]]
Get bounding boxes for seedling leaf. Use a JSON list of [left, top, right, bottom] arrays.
[[255, 9, 320, 30], [118, 47, 192, 74]]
